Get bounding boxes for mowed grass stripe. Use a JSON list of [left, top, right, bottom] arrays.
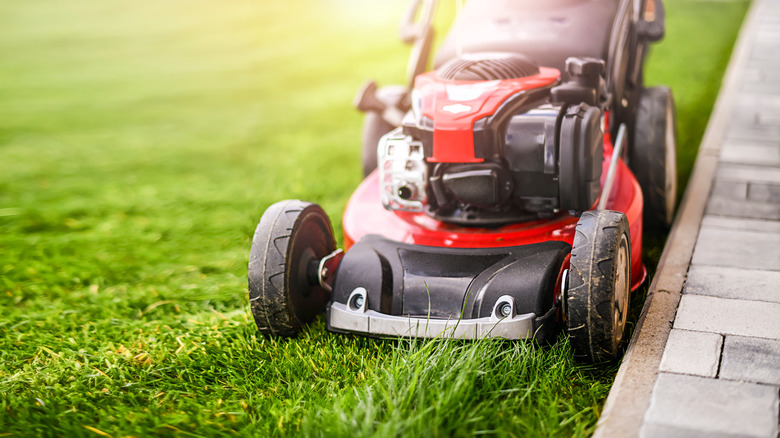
[[0, 0, 748, 436]]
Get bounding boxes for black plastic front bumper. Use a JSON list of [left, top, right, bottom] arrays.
[[326, 235, 570, 342]]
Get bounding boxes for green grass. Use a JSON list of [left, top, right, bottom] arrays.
[[0, 0, 748, 436]]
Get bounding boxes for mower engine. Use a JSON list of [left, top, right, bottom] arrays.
[[378, 53, 605, 226]]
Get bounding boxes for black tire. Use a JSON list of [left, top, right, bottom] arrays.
[[630, 86, 677, 229], [360, 85, 407, 177], [605, 0, 639, 143], [566, 210, 631, 362], [248, 200, 335, 337]]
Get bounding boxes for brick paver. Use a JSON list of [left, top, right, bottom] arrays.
[[691, 228, 780, 270], [641, 373, 779, 438], [701, 215, 780, 233], [674, 294, 780, 340], [720, 336, 780, 385], [686, 265, 780, 303], [721, 141, 780, 167], [658, 329, 722, 378]]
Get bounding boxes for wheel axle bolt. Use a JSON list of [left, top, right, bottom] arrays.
[[354, 296, 365, 309], [500, 303, 512, 317]]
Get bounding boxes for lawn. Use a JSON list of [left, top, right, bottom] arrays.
[[0, 0, 749, 436]]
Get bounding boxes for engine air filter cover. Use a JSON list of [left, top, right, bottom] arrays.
[[438, 53, 540, 81]]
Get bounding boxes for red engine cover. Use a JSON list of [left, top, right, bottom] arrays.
[[415, 67, 560, 163]]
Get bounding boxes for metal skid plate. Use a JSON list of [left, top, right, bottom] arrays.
[[329, 287, 536, 339]]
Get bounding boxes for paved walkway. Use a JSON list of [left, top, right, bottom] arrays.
[[595, 0, 780, 436]]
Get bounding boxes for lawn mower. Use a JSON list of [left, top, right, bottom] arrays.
[[247, 0, 676, 362]]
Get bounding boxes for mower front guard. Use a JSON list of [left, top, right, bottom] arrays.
[[325, 234, 570, 342]]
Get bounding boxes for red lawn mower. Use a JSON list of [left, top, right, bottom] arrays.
[[248, 0, 676, 362]]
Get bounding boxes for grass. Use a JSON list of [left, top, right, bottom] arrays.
[[0, 0, 748, 436]]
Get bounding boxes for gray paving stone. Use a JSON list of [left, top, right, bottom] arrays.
[[711, 180, 748, 200], [750, 49, 780, 64], [706, 196, 780, 220], [745, 46, 780, 61], [743, 83, 780, 96], [659, 329, 722, 377], [691, 227, 780, 270], [748, 54, 780, 67], [757, 112, 780, 125], [745, 62, 780, 75], [734, 94, 780, 114], [717, 163, 780, 184], [749, 182, 780, 202], [686, 264, 780, 303], [728, 118, 780, 137], [641, 423, 771, 438], [702, 215, 780, 233], [642, 373, 779, 438], [730, 112, 780, 129], [752, 28, 780, 38], [641, 422, 748, 438], [674, 295, 780, 339], [720, 335, 780, 385], [721, 139, 780, 167]]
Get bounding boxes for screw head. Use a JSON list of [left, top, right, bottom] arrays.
[[354, 295, 365, 309], [500, 303, 512, 317]]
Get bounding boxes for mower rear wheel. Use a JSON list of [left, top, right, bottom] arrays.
[[566, 210, 631, 362], [248, 200, 335, 337], [630, 86, 677, 229], [360, 85, 407, 177], [361, 112, 393, 177]]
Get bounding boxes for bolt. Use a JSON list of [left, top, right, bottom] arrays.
[[354, 295, 365, 309], [500, 303, 512, 317]]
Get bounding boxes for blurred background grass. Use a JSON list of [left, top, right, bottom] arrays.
[[0, 0, 749, 436]]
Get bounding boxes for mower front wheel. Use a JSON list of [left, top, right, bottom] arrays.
[[248, 200, 335, 337], [566, 210, 631, 362]]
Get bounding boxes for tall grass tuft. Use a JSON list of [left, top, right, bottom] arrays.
[[302, 336, 613, 438]]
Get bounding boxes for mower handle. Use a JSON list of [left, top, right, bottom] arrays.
[[638, 0, 665, 42], [399, 0, 436, 44], [400, 0, 437, 89]]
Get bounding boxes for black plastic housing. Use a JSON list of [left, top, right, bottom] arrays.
[[331, 235, 570, 324], [559, 103, 603, 212], [504, 105, 562, 213], [550, 57, 606, 106], [433, 0, 620, 77]]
